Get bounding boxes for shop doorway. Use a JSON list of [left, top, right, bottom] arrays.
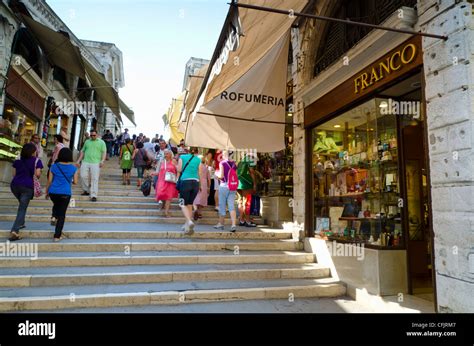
[[401, 118, 433, 301], [379, 72, 434, 302]]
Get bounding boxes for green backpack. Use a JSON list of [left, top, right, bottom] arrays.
[[123, 146, 132, 161], [237, 161, 252, 186]]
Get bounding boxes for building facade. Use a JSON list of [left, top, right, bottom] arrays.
[[0, 0, 130, 184], [182, 57, 209, 92], [291, 0, 473, 312], [81, 40, 126, 136]]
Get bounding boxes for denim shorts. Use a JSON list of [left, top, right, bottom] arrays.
[[218, 185, 236, 217], [136, 166, 145, 179]]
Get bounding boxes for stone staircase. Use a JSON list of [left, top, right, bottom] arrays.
[[0, 158, 345, 312]]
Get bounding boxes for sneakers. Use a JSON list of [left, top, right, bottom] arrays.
[[50, 217, 57, 226], [81, 191, 90, 196], [239, 221, 246, 226], [214, 223, 224, 230], [91, 197, 97, 202], [230, 225, 237, 233], [8, 232, 21, 241], [245, 221, 257, 227], [184, 221, 195, 235]]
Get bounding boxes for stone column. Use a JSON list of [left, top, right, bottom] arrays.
[[419, 0, 474, 312], [0, 10, 18, 116], [291, 26, 306, 239]]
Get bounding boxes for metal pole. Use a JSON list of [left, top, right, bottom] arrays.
[[197, 111, 302, 127], [231, 2, 448, 41]]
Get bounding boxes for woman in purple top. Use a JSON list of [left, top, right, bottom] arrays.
[[214, 150, 238, 232], [9, 143, 44, 241]]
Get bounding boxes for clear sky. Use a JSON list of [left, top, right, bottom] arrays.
[[47, 0, 229, 138]]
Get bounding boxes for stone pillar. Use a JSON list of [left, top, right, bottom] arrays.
[[0, 10, 18, 115], [419, 0, 474, 312], [291, 27, 306, 239]]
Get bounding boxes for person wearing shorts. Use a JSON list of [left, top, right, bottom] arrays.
[[120, 138, 134, 185], [132, 141, 148, 187], [177, 147, 201, 235], [214, 150, 237, 232], [237, 154, 257, 227]]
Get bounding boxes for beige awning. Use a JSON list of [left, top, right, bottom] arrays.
[[180, 64, 208, 133], [119, 98, 136, 126], [82, 57, 121, 122], [20, 15, 85, 79], [167, 91, 186, 144], [186, 0, 306, 152]]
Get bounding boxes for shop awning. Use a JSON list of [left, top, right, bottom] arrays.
[[119, 98, 136, 126], [167, 91, 186, 145], [20, 15, 85, 79], [82, 58, 121, 122], [83, 58, 136, 125], [179, 64, 208, 133], [185, 0, 307, 152]]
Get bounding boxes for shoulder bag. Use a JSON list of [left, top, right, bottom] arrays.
[[176, 155, 194, 192], [56, 164, 73, 185], [163, 161, 177, 183], [22, 158, 42, 198]]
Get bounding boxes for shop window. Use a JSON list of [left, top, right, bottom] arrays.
[[312, 98, 404, 248], [1, 104, 38, 146]]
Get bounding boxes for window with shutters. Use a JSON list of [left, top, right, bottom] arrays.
[[313, 0, 418, 76]]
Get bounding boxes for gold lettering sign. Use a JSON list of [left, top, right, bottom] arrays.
[[354, 43, 417, 94]]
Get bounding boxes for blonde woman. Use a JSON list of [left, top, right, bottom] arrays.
[[151, 149, 178, 217]]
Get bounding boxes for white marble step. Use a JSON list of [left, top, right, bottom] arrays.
[[0, 279, 345, 311]]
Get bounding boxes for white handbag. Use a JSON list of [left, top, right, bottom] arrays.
[[163, 161, 177, 183]]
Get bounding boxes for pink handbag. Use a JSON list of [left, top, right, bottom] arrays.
[[33, 158, 42, 198]]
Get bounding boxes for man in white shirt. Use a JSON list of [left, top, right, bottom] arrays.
[[122, 128, 130, 142]]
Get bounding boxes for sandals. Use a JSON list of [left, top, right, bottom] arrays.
[[9, 232, 22, 241]]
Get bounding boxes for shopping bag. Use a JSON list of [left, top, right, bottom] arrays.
[[141, 178, 152, 196]]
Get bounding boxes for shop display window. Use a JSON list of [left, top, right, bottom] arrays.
[[312, 98, 403, 248], [1, 105, 38, 146]]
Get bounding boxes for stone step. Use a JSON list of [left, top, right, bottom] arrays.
[[0, 194, 161, 203], [0, 252, 314, 268], [0, 280, 345, 311], [0, 230, 291, 240], [0, 239, 303, 252], [0, 199, 185, 209], [0, 206, 221, 217], [0, 263, 329, 287], [0, 188, 157, 197], [0, 214, 264, 225]]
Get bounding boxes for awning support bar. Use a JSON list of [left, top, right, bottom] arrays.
[[231, 2, 448, 41], [197, 111, 302, 127]]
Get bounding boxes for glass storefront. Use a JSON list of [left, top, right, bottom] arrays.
[[311, 90, 424, 249], [1, 104, 39, 145]]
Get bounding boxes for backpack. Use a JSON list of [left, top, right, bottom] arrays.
[[123, 145, 132, 161], [237, 161, 252, 186], [226, 161, 239, 191]]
